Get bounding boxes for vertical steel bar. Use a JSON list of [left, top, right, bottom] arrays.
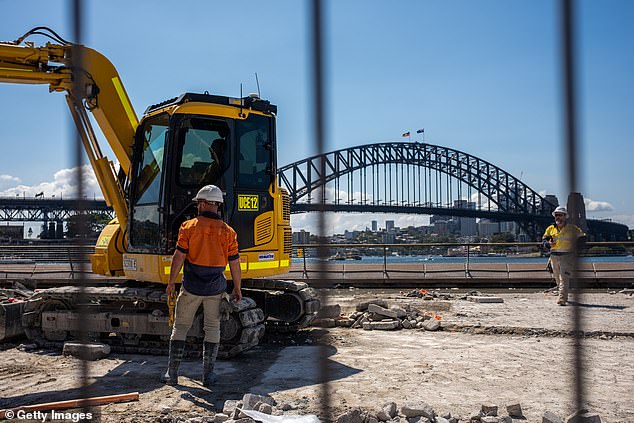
[[561, 0, 585, 413], [70, 0, 91, 411], [310, 0, 332, 420]]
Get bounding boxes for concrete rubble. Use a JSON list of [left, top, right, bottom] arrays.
[[331, 401, 597, 423], [316, 298, 444, 332], [62, 341, 111, 360], [158, 392, 315, 423]]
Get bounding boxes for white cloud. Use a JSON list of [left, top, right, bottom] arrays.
[[0, 165, 102, 199], [584, 198, 613, 212], [0, 174, 21, 191]]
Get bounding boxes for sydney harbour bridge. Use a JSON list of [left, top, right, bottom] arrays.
[[0, 142, 629, 241]]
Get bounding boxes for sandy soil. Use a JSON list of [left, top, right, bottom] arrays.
[[0, 289, 632, 422]]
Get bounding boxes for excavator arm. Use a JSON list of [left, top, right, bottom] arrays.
[[0, 28, 137, 228]]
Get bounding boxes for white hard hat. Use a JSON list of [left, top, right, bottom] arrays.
[[193, 185, 224, 204], [552, 206, 568, 217]]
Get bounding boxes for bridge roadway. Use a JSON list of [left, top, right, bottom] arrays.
[[1, 261, 632, 289]]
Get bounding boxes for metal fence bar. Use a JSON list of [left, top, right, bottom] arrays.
[[310, 0, 332, 420], [70, 0, 93, 414], [561, 0, 585, 413]]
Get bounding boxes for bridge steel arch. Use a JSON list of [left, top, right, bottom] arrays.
[[278, 142, 557, 236]]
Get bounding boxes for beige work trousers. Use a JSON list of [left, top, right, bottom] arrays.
[[170, 288, 222, 343], [550, 253, 573, 302]]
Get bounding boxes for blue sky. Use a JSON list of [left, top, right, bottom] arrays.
[[1, 0, 632, 233]]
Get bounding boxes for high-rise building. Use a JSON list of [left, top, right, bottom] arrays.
[[453, 200, 477, 236], [292, 230, 311, 245], [478, 219, 500, 237], [371, 220, 378, 231], [385, 220, 395, 232]]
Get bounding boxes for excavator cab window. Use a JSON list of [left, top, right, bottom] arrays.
[[237, 114, 273, 189], [176, 118, 230, 188], [129, 113, 169, 251]]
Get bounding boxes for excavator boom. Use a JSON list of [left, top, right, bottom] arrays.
[[0, 32, 137, 227]]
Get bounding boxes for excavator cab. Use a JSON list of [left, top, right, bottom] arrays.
[[118, 93, 290, 283]]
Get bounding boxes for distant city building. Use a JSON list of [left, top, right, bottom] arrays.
[[371, 220, 378, 231], [292, 230, 311, 245], [382, 232, 396, 244], [386, 220, 395, 232], [454, 200, 477, 236], [478, 219, 500, 237], [499, 221, 517, 234]]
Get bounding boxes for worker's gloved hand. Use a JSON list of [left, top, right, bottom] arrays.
[[230, 287, 242, 304], [219, 293, 232, 321]]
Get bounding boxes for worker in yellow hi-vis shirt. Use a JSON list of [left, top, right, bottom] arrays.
[[542, 206, 586, 306]]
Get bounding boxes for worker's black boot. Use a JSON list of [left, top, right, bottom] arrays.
[[202, 341, 219, 388], [162, 340, 185, 385]]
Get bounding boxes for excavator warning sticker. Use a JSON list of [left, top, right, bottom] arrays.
[[238, 195, 259, 211], [123, 257, 137, 271]]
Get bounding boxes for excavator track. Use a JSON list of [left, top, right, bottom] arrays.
[[241, 279, 320, 333], [18, 280, 320, 357], [21, 286, 265, 358]]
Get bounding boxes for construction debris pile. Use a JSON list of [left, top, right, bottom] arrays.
[[158, 393, 317, 423], [156, 396, 603, 423], [332, 401, 603, 423], [315, 299, 442, 332]]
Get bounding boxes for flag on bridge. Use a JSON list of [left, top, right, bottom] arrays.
[[402, 132, 410, 137], [416, 128, 424, 134]]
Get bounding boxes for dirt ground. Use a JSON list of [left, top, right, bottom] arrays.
[[1, 289, 633, 422]]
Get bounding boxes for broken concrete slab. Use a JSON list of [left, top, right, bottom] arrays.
[[214, 414, 230, 423], [356, 299, 389, 312], [257, 403, 273, 414], [564, 410, 602, 423], [543, 411, 563, 423], [335, 407, 364, 423], [506, 403, 523, 418], [362, 320, 401, 330], [383, 402, 397, 418], [423, 319, 441, 331], [481, 404, 498, 416], [242, 393, 275, 410], [468, 296, 504, 303], [390, 305, 408, 318], [401, 402, 435, 419], [62, 342, 110, 361], [317, 304, 341, 319], [368, 303, 399, 319], [223, 400, 240, 415]]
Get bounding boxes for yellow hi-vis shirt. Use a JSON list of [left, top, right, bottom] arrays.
[[543, 223, 585, 253]]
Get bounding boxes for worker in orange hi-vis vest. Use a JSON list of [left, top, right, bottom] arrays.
[[542, 206, 586, 306], [163, 185, 242, 387]]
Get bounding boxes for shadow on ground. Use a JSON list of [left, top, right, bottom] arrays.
[[0, 331, 359, 412]]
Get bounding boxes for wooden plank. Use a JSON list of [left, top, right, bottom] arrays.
[[0, 392, 139, 419]]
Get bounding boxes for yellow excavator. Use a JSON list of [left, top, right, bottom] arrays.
[[0, 27, 319, 357]]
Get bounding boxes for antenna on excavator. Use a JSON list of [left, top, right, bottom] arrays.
[[255, 72, 261, 98]]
